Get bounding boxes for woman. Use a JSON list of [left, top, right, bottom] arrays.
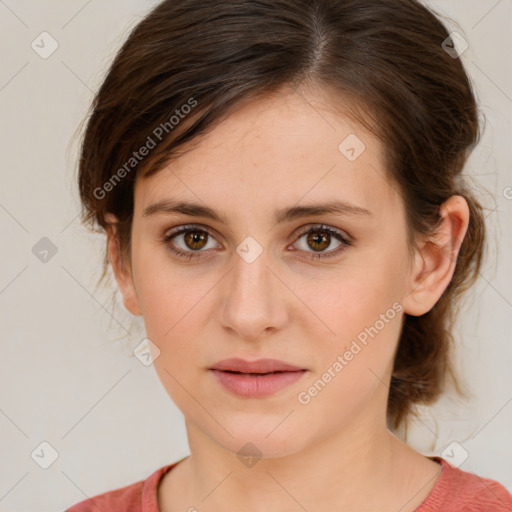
[[66, 0, 512, 510]]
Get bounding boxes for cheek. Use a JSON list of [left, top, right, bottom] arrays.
[[298, 260, 405, 397], [132, 242, 208, 338], [307, 263, 404, 341], [135, 262, 210, 411], [295, 280, 403, 426], [313, 282, 403, 379]]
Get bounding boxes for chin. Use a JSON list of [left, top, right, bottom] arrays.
[[208, 415, 313, 462]]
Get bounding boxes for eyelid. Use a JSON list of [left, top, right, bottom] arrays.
[[163, 223, 224, 244], [291, 223, 352, 244]]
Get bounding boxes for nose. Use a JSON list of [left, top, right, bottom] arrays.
[[219, 244, 289, 342]]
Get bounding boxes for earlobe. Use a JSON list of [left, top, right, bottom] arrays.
[[105, 213, 142, 317], [402, 195, 470, 316]]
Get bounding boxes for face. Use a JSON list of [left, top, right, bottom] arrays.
[[119, 86, 418, 458]]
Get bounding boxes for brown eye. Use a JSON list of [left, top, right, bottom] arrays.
[[293, 225, 352, 260], [183, 230, 209, 250], [163, 225, 219, 260], [163, 223, 352, 262], [306, 230, 331, 252]]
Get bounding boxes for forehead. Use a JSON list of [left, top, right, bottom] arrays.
[[134, 88, 399, 220]]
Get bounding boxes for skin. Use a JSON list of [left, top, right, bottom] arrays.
[[106, 85, 470, 511]]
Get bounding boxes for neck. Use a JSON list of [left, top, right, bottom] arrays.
[[166, 412, 438, 512]]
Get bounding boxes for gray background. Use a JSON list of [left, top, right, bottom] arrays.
[[0, 1, 511, 510]]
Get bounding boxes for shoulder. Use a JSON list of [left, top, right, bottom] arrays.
[[417, 457, 512, 512], [65, 479, 145, 512], [65, 464, 176, 512]]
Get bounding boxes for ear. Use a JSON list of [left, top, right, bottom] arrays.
[[105, 213, 142, 316], [402, 195, 470, 316]]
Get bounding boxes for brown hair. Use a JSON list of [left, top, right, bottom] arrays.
[[77, 0, 485, 430]]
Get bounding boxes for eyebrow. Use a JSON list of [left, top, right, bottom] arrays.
[[142, 199, 373, 225]]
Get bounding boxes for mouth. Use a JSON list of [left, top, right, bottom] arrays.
[[210, 357, 306, 374], [209, 358, 308, 398], [219, 370, 300, 376]]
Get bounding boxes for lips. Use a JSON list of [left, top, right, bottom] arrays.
[[210, 358, 305, 374], [209, 358, 308, 398]]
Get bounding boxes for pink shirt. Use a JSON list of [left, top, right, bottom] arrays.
[[65, 457, 512, 511]]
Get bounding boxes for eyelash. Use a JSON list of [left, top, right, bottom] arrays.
[[161, 224, 352, 262]]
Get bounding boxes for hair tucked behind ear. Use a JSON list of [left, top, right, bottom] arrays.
[[388, 194, 485, 429], [77, 0, 485, 430]]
